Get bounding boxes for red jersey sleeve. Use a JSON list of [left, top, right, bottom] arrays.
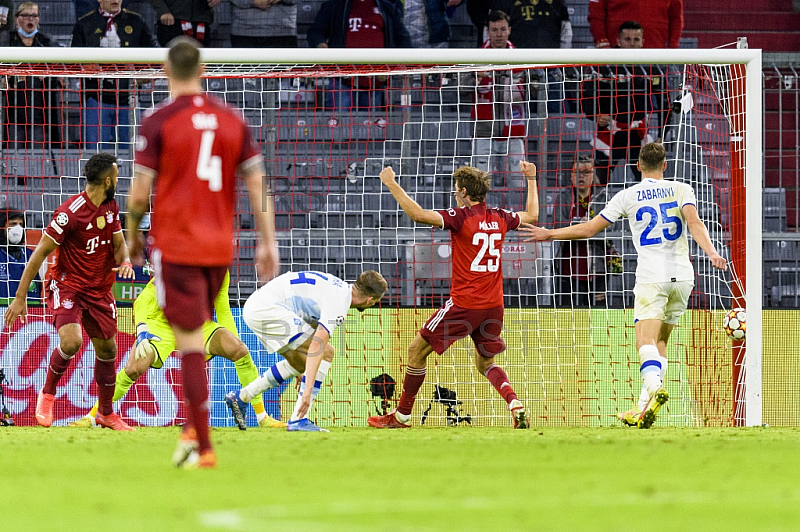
[[501, 209, 521, 231], [135, 109, 163, 173], [44, 207, 75, 246], [437, 207, 467, 233], [237, 118, 262, 173], [110, 201, 122, 233]]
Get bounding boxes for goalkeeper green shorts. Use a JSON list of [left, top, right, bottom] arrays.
[[146, 320, 224, 369]]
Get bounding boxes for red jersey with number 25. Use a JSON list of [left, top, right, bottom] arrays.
[[436, 203, 520, 309], [135, 93, 262, 266], [43, 192, 122, 297]]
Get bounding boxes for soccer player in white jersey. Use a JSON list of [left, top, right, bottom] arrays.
[[225, 269, 387, 431], [520, 142, 727, 428]]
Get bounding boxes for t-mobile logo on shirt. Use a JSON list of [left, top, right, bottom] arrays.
[[349, 17, 363, 32]]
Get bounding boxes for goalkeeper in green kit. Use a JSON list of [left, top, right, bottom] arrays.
[[71, 270, 283, 428]]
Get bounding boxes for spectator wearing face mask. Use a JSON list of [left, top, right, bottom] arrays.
[[0, 210, 42, 304]]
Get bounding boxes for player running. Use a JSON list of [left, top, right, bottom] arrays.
[[368, 161, 539, 429], [70, 271, 284, 429], [4, 153, 135, 430], [225, 269, 387, 432], [520, 142, 727, 428], [126, 38, 279, 468]]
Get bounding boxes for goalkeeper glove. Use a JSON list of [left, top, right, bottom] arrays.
[[134, 323, 161, 361]]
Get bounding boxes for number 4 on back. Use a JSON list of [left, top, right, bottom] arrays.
[[197, 130, 222, 191]]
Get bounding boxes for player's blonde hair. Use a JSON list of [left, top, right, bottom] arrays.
[[453, 166, 490, 203], [354, 270, 388, 300], [639, 142, 667, 172], [166, 37, 202, 81]]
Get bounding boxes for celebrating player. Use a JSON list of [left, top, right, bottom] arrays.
[[126, 37, 279, 468], [4, 153, 135, 430], [368, 162, 538, 429], [70, 271, 284, 429], [519, 142, 727, 428], [225, 269, 387, 432]]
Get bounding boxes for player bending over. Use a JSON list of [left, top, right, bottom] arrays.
[[368, 162, 538, 429], [225, 269, 387, 432], [520, 142, 727, 428], [70, 271, 283, 428], [4, 153, 135, 430]]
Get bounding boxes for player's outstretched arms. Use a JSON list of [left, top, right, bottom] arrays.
[[3, 236, 57, 327], [682, 204, 728, 271], [517, 161, 539, 225], [519, 216, 611, 242], [379, 166, 444, 227]]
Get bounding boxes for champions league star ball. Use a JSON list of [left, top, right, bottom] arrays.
[[723, 308, 746, 340]]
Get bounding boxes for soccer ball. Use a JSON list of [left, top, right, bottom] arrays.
[[723, 308, 746, 340]]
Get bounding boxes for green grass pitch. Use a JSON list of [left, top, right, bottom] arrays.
[[1, 426, 799, 531]]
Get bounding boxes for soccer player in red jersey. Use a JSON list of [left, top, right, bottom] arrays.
[[126, 37, 279, 468], [4, 153, 136, 430], [368, 162, 538, 429]]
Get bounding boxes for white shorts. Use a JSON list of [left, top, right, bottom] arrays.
[[633, 281, 694, 325], [243, 292, 314, 354]]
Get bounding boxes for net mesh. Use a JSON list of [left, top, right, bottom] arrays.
[[0, 60, 748, 427]]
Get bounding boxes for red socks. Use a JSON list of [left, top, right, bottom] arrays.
[[397, 366, 426, 416], [485, 364, 518, 405], [95, 357, 116, 416], [180, 351, 211, 452], [42, 347, 73, 395]]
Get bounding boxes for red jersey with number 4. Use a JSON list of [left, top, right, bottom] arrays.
[[43, 192, 122, 297], [135, 93, 262, 266], [436, 203, 520, 309]]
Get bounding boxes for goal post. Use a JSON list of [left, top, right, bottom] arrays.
[[0, 47, 762, 427]]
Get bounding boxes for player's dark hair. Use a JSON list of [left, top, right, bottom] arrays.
[[0, 209, 24, 228], [84, 153, 118, 185], [618, 21, 643, 35], [167, 36, 202, 81], [354, 270, 388, 300], [639, 142, 666, 172], [453, 166, 490, 203], [486, 10, 510, 26]]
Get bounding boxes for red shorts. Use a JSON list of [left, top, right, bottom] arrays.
[[420, 299, 506, 357], [47, 280, 117, 339], [154, 257, 228, 331]]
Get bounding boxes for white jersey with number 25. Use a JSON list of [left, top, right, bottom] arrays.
[[599, 178, 697, 284]]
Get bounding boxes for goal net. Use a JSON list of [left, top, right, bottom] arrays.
[[0, 48, 761, 428]]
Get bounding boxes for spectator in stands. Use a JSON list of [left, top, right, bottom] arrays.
[[74, 0, 131, 20], [229, 0, 298, 48], [150, 0, 219, 46], [552, 156, 615, 307], [71, 0, 155, 150], [466, 0, 490, 47], [405, 0, 462, 49], [0, 0, 13, 32], [307, 0, 410, 121], [0, 2, 63, 149], [589, 0, 683, 49], [580, 21, 668, 184], [468, 10, 527, 189], [489, 0, 571, 113], [0, 209, 42, 304]]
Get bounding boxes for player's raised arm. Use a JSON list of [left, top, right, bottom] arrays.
[[242, 164, 279, 284], [126, 168, 155, 265], [519, 215, 611, 242], [3, 235, 57, 327], [517, 161, 539, 224], [380, 166, 444, 228], [682, 204, 727, 271]]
